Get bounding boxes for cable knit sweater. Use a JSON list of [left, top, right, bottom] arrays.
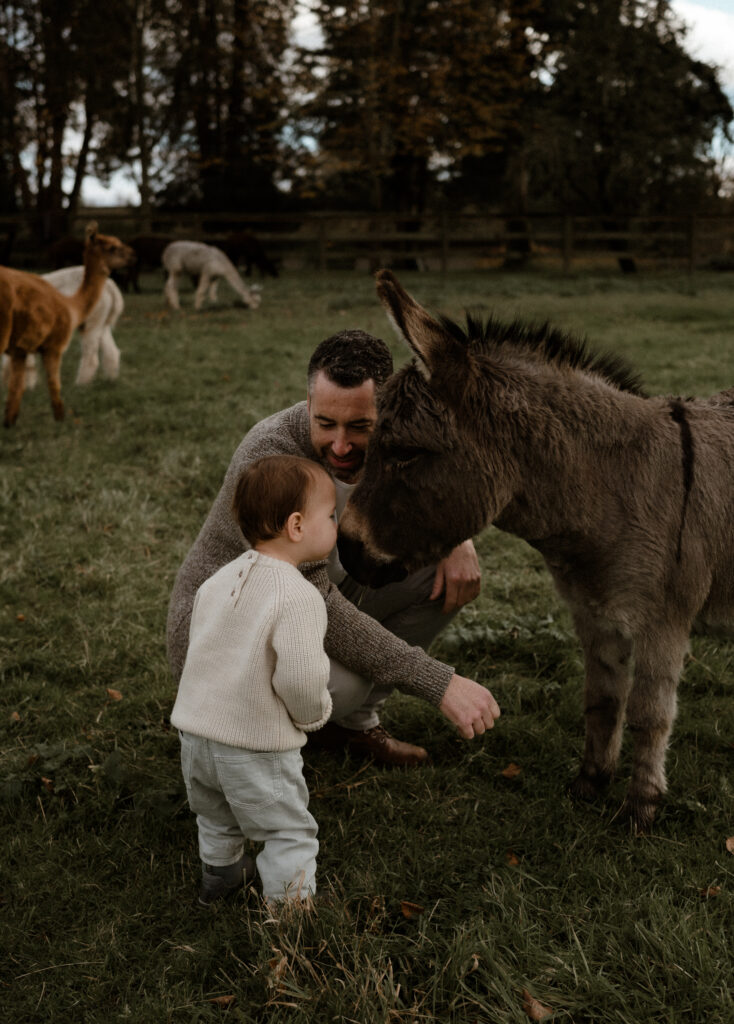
[[171, 550, 332, 750], [166, 402, 455, 706]]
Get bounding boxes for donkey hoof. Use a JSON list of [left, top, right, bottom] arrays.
[[620, 795, 661, 834], [569, 768, 610, 803]]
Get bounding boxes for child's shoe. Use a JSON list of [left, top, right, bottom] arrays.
[[198, 853, 256, 906]]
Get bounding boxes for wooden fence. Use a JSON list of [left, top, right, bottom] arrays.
[[2, 210, 734, 274]]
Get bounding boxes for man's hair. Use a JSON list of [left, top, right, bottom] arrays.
[[232, 455, 327, 545], [307, 329, 393, 392]]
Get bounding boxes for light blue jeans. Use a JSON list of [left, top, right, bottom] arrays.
[[179, 732, 318, 903]]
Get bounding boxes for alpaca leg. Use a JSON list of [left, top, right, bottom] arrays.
[[4, 351, 30, 427], [25, 353, 39, 389], [569, 620, 634, 802], [41, 347, 65, 421], [2, 353, 38, 390], [194, 272, 211, 310], [99, 327, 121, 380], [76, 326, 101, 385], [622, 626, 688, 832], [164, 271, 181, 310]]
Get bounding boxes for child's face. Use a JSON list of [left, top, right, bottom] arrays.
[[299, 471, 338, 562]]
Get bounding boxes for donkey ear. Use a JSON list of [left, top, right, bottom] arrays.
[[375, 270, 466, 378], [85, 221, 98, 242]]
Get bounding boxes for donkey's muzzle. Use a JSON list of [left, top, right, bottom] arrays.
[[337, 533, 408, 588]]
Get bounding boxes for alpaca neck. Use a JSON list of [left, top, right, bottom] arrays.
[[68, 252, 109, 328]]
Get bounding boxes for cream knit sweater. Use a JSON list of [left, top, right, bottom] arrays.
[[166, 402, 454, 706], [170, 550, 332, 751]]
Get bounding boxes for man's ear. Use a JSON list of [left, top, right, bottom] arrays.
[[285, 511, 304, 543]]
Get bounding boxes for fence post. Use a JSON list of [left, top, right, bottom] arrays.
[[440, 209, 449, 274], [686, 214, 697, 280], [562, 215, 573, 274], [317, 220, 327, 272]]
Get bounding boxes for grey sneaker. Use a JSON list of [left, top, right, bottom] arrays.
[[198, 853, 256, 906]]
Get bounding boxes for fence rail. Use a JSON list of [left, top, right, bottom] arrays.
[[1, 210, 733, 274]]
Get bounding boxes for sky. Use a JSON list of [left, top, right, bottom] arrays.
[[81, 0, 734, 205]]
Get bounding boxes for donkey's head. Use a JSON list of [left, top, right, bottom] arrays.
[[337, 271, 499, 586]]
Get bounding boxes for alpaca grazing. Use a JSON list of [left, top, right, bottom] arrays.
[[338, 271, 734, 832], [0, 223, 134, 426], [2, 268, 123, 390], [162, 240, 262, 311]]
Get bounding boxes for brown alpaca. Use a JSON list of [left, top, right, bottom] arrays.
[[0, 222, 134, 427], [338, 271, 734, 832]]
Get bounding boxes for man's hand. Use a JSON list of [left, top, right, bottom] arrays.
[[439, 673, 501, 739], [430, 539, 481, 614]]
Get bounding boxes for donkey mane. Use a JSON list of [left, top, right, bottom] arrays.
[[438, 311, 647, 397]]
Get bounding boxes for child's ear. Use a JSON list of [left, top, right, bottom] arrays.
[[285, 511, 304, 543]]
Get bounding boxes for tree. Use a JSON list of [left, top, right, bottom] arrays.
[[295, 0, 529, 212], [527, 0, 733, 214]]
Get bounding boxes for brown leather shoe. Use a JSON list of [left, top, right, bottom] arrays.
[[309, 722, 429, 767]]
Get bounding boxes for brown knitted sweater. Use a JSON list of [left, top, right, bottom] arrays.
[[165, 402, 454, 705]]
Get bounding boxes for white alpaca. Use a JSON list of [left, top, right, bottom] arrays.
[[162, 241, 262, 311], [2, 267, 124, 390]]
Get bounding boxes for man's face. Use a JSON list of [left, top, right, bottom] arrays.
[[307, 370, 377, 483]]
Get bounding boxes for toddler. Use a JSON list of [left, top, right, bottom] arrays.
[[171, 454, 337, 906]]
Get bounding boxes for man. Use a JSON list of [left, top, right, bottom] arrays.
[[167, 329, 500, 766]]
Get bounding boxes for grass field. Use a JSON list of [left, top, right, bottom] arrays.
[[1, 268, 733, 1023]]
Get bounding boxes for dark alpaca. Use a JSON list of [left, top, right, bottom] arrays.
[[338, 270, 734, 832], [221, 231, 279, 278], [124, 235, 174, 293]]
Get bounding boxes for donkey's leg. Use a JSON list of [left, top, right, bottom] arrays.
[[622, 626, 688, 832], [3, 351, 29, 427], [569, 622, 634, 802], [208, 278, 219, 303]]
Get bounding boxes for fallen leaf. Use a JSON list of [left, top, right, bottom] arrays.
[[507, 851, 520, 866], [726, 837, 734, 855], [10, 711, 20, 724], [208, 994, 235, 1006], [41, 776, 54, 793], [106, 688, 123, 701], [522, 989, 552, 1021], [699, 886, 721, 897], [16, 613, 25, 622], [502, 763, 522, 779], [400, 900, 425, 920]]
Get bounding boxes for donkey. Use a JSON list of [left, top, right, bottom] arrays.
[[337, 270, 734, 832]]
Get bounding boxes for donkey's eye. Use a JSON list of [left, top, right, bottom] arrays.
[[387, 446, 425, 467]]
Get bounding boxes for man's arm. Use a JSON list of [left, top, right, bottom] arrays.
[[429, 539, 481, 614]]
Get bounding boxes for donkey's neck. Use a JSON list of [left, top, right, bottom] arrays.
[[482, 369, 647, 543]]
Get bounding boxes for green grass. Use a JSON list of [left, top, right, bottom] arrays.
[[1, 268, 733, 1022]]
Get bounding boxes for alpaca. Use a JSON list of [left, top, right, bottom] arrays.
[[1, 268, 123, 391], [44, 267, 124, 384], [162, 241, 262, 311], [0, 222, 134, 426]]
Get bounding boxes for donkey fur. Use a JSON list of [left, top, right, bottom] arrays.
[[338, 270, 734, 831]]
